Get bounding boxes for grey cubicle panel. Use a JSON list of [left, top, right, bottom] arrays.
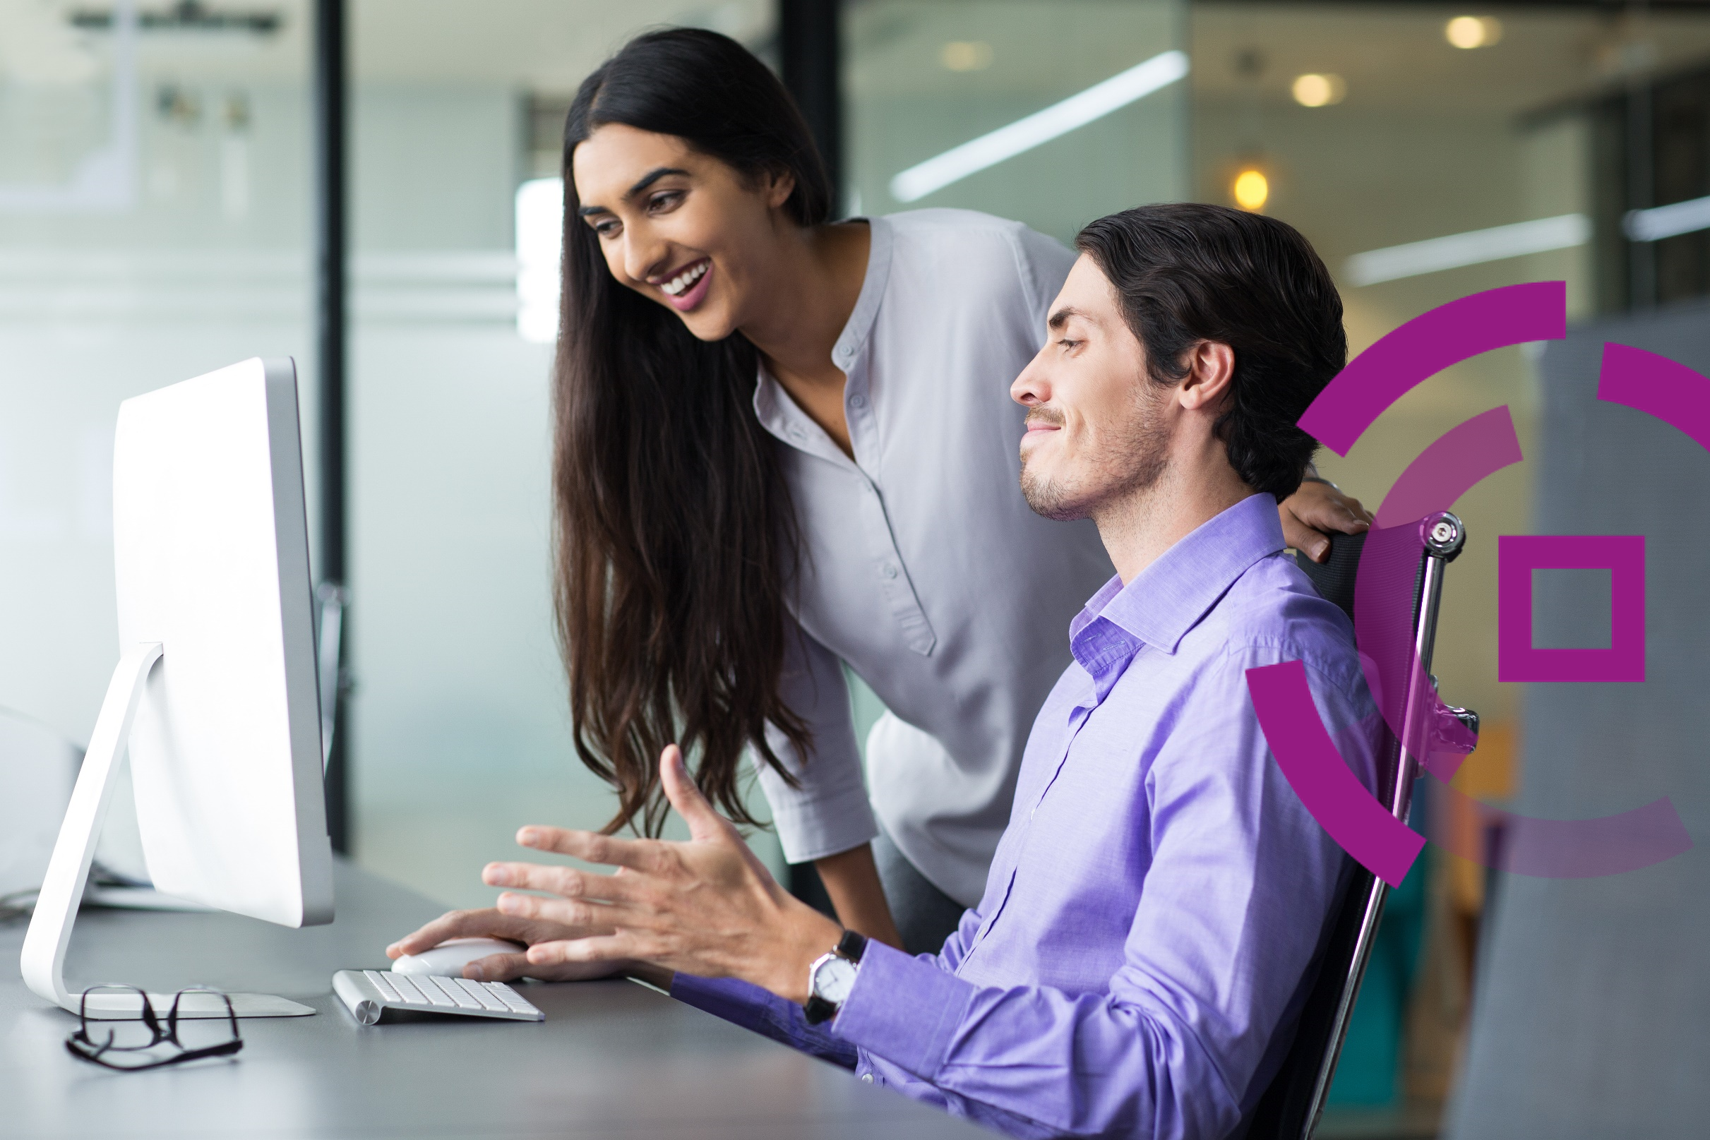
[[1446, 300, 1710, 1139]]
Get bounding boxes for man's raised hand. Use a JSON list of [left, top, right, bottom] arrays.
[[483, 744, 842, 1004]]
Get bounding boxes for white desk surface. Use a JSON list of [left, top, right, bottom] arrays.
[[0, 860, 989, 1139]]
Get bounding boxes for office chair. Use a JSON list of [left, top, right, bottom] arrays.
[[1243, 511, 1477, 1140]]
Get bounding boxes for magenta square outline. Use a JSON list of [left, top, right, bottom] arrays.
[[1498, 535, 1645, 683]]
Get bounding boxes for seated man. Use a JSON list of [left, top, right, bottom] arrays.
[[390, 203, 1379, 1140]]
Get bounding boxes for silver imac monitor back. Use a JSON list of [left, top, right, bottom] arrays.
[[21, 357, 334, 1018]]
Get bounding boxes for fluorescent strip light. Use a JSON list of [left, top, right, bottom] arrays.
[[889, 50, 1189, 204], [1344, 214, 1590, 287], [1624, 194, 1710, 242]]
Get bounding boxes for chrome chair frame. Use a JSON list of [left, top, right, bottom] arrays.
[[1245, 511, 1475, 1140]]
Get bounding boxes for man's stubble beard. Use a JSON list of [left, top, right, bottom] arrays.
[[1020, 392, 1172, 522]]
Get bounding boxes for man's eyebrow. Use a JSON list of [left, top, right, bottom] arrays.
[[578, 166, 691, 218], [1047, 305, 1088, 330]]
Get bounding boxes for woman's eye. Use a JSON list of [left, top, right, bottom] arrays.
[[591, 219, 619, 238], [648, 190, 684, 213]]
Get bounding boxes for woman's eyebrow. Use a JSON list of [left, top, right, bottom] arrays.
[[625, 166, 690, 199], [578, 166, 691, 218]]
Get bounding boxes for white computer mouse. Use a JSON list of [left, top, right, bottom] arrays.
[[391, 937, 524, 977]]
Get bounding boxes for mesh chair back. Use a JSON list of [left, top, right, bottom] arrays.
[[1243, 517, 1452, 1140]]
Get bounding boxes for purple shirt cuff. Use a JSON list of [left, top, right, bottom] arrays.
[[669, 972, 859, 1069], [833, 940, 975, 1080]]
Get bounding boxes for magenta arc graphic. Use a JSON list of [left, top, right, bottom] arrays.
[[1252, 282, 1695, 883]]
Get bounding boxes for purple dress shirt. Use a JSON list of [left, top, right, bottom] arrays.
[[673, 493, 1380, 1139]]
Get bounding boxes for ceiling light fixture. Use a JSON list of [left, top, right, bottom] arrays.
[[1445, 16, 1502, 50], [1344, 214, 1588, 286], [1291, 73, 1345, 108], [1233, 169, 1269, 212], [1624, 193, 1710, 242], [940, 41, 993, 72], [890, 50, 1190, 203]]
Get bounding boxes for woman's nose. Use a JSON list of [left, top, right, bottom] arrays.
[[623, 231, 669, 285]]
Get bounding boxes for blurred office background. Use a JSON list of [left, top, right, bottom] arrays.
[[5, 0, 1710, 1135]]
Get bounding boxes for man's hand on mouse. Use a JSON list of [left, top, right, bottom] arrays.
[[385, 910, 626, 983], [477, 744, 842, 1004]]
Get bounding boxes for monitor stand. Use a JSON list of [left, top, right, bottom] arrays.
[[19, 642, 315, 1019]]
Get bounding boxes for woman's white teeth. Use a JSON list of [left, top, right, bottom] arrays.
[[662, 261, 708, 297]]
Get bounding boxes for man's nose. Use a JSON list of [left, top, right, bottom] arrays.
[[1011, 349, 1051, 407]]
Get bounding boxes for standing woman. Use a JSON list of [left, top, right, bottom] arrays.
[[544, 29, 1368, 953]]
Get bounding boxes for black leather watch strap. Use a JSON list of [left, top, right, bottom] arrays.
[[836, 929, 867, 963], [803, 994, 837, 1025]]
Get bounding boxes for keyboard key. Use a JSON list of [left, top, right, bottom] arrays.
[[387, 974, 426, 1003], [406, 975, 453, 1007], [426, 975, 481, 1010], [489, 982, 540, 1014], [456, 978, 508, 1012], [365, 971, 402, 1003]]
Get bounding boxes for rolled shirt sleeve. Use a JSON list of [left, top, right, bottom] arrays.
[[754, 619, 877, 865]]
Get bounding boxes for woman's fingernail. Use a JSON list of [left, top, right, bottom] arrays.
[[486, 864, 510, 886], [1312, 540, 1329, 560], [518, 829, 538, 846], [466, 964, 485, 981], [497, 894, 522, 914]]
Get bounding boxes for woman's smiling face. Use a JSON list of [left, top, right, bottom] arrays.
[[572, 123, 795, 342]]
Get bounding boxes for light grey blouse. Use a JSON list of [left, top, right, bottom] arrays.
[[753, 209, 1113, 907]]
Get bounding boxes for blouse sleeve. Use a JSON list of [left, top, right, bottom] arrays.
[[752, 618, 877, 865]]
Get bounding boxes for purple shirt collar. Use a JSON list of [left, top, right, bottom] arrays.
[[1069, 493, 1283, 697]]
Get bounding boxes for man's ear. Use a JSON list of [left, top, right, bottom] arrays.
[[1178, 341, 1235, 412]]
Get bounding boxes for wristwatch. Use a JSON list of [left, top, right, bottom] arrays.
[[803, 929, 867, 1025]]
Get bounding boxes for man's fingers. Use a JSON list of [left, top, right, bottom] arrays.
[[387, 908, 511, 959], [496, 889, 637, 931], [483, 860, 650, 903], [514, 825, 658, 871], [463, 952, 532, 983], [658, 744, 729, 843], [527, 934, 637, 968]]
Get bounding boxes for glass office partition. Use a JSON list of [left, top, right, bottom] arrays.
[[1194, 3, 1710, 745], [0, 1, 312, 772], [845, 0, 1188, 242], [345, 0, 780, 907], [1191, 2, 1710, 1121]]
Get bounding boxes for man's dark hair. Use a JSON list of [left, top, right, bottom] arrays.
[[1074, 203, 1346, 502]]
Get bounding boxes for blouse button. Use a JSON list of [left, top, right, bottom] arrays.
[[881, 563, 899, 580], [850, 394, 868, 409], [861, 1073, 874, 1084]]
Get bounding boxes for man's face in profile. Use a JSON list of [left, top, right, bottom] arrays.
[[1012, 255, 1173, 522]]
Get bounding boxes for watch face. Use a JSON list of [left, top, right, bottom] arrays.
[[812, 955, 859, 1006]]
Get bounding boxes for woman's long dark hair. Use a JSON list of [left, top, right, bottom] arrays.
[[554, 28, 830, 835]]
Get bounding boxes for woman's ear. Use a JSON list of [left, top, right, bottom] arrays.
[[763, 168, 796, 211]]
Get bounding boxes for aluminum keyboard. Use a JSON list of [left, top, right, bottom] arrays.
[[333, 969, 544, 1024]]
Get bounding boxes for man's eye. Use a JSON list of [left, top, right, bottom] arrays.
[[1058, 338, 1082, 350]]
